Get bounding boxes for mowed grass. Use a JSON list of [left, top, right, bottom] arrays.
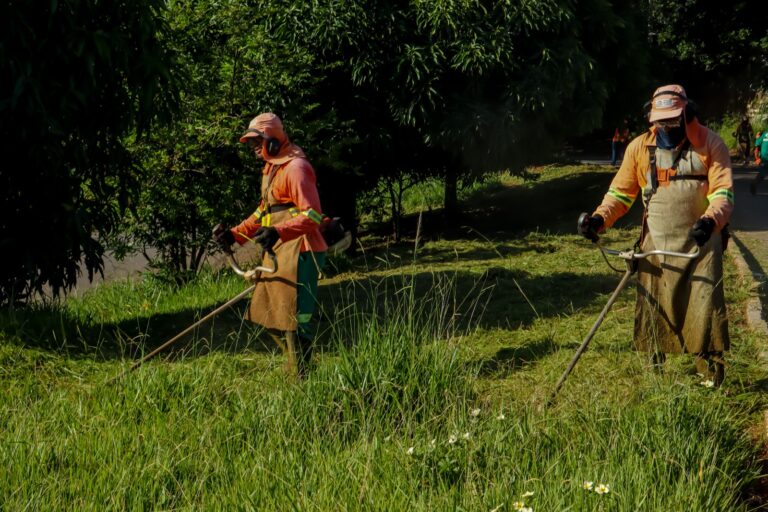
[[2, 165, 768, 510]]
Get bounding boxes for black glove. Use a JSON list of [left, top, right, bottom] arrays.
[[212, 223, 236, 250], [578, 213, 604, 242], [689, 217, 715, 247], [253, 226, 280, 251]]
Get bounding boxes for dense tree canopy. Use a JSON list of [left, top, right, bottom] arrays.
[[0, 0, 177, 303], [116, 0, 357, 278], [647, 0, 768, 116], [271, 0, 651, 215], [4, 0, 766, 295]]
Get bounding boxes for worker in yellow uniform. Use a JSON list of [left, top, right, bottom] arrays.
[[581, 85, 734, 386]]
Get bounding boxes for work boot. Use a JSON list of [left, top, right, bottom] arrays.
[[297, 333, 314, 376], [650, 351, 666, 373], [283, 331, 302, 379], [694, 353, 725, 388]]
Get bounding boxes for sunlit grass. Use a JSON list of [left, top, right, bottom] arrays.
[[1, 166, 767, 510]]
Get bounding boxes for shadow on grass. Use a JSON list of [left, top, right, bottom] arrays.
[[476, 336, 559, 377], [370, 170, 642, 240], [731, 235, 768, 319], [1, 267, 628, 363], [354, 170, 644, 275]]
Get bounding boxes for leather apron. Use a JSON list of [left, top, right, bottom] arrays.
[[246, 164, 305, 332], [634, 145, 729, 354]]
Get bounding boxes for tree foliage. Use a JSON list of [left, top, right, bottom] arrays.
[[117, 0, 358, 278], [647, 0, 768, 115], [0, 0, 176, 303], [268, 0, 651, 218]]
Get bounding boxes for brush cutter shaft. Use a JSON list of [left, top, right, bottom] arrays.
[[546, 242, 701, 404], [112, 284, 256, 381], [549, 268, 634, 403]]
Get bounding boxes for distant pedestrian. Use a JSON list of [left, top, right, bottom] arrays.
[[750, 130, 768, 195], [611, 119, 630, 166], [732, 116, 753, 164]]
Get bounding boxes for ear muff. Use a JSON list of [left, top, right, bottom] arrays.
[[243, 128, 282, 156], [684, 100, 698, 122], [265, 137, 281, 156]]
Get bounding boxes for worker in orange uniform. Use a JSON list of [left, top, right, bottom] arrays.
[[581, 85, 734, 386], [214, 113, 327, 378]]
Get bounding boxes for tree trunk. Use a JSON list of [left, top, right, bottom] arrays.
[[444, 167, 458, 219], [386, 176, 402, 242]]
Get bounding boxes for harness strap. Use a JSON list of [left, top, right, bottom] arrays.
[[270, 203, 296, 213], [657, 169, 708, 183]]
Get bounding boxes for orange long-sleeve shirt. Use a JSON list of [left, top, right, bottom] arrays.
[[595, 123, 734, 230], [231, 157, 328, 252]]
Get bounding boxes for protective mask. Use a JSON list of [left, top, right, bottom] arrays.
[[656, 122, 686, 149]]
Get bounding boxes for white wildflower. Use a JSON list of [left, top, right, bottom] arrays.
[[521, 508, 533, 512], [470, 408, 481, 417], [448, 434, 457, 444], [497, 412, 506, 421], [700, 380, 715, 388], [595, 483, 610, 495], [430, 438, 436, 447], [582, 481, 594, 491], [462, 432, 471, 440], [406, 446, 414, 455], [512, 501, 525, 510]]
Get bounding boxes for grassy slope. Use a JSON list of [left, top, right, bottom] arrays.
[[1, 165, 767, 511]]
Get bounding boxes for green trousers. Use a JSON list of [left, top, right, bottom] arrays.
[[296, 251, 326, 342]]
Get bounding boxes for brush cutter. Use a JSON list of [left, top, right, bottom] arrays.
[[546, 213, 700, 405], [110, 246, 277, 381]]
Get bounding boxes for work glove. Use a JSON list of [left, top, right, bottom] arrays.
[[689, 217, 715, 247], [253, 226, 280, 251], [578, 213, 604, 242], [212, 223, 236, 250]]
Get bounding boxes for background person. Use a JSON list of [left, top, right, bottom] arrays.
[[751, 130, 768, 195], [733, 116, 753, 164], [611, 119, 630, 166], [581, 85, 734, 386]]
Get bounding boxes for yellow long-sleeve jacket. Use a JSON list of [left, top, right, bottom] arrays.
[[594, 121, 734, 230]]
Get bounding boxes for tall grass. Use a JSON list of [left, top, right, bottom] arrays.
[[1, 259, 764, 510], [1, 167, 767, 509]]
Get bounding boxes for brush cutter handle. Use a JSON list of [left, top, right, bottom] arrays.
[[600, 246, 700, 261], [227, 249, 278, 279]]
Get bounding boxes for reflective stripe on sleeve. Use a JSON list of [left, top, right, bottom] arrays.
[[607, 188, 636, 208], [297, 313, 313, 324], [302, 208, 323, 224], [707, 188, 734, 205]]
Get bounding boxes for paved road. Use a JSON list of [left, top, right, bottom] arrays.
[[731, 165, 768, 234]]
